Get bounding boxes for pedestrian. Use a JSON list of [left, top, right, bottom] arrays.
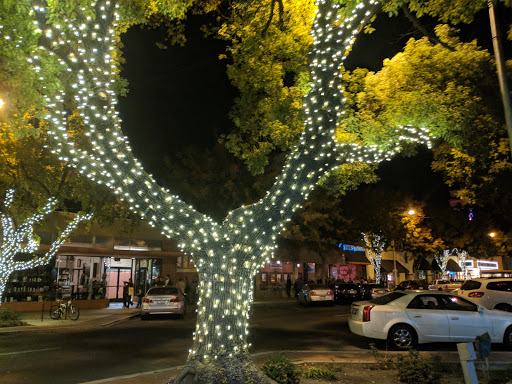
[[285, 277, 292, 298], [136, 287, 143, 308], [293, 279, 301, 297], [164, 274, 172, 286], [122, 281, 129, 308], [177, 277, 186, 297], [128, 278, 134, 307]]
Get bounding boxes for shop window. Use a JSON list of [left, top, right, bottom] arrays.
[[276, 274, 282, 284], [261, 273, 267, 283]]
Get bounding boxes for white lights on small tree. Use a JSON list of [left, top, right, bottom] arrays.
[[362, 232, 386, 284], [453, 248, 469, 279], [7, 0, 436, 381], [0, 189, 92, 304], [434, 249, 451, 278]]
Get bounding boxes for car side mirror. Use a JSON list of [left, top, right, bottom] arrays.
[[478, 306, 484, 313]]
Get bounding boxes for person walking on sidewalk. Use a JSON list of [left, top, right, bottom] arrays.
[[122, 281, 130, 308], [286, 277, 292, 298], [128, 278, 134, 307]]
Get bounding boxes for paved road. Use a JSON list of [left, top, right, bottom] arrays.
[[0, 300, 509, 383]]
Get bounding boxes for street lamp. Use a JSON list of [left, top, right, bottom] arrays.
[[0, 98, 4, 109], [408, 209, 415, 216], [489, 232, 496, 238]]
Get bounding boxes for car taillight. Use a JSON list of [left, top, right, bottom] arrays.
[[169, 297, 181, 302], [362, 305, 374, 322], [142, 297, 152, 303], [469, 292, 485, 298], [310, 291, 316, 296], [328, 290, 334, 295]]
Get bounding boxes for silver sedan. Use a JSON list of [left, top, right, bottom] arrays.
[[140, 286, 186, 319], [297, 284, 334, 305]]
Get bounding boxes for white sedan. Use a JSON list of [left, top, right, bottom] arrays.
[[297, 284, 334, 305], [348, 291, 512, 350]]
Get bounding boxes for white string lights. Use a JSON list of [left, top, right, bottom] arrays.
[[0, 190, 92, 303], [362, 232, 386, 283], [4, 0, 436, 362]]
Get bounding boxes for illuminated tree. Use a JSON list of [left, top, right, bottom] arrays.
[[362, 232, 385, 283], [0, 189, 92, 304], [5, 0, 434, 382], [434, 249, 452, 277]]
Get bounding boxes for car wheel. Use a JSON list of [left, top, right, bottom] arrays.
[[387, 324, 417, 350], [494, 303, 512, 312], [504, 326, 512, 350]]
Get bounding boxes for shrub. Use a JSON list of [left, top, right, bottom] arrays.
[[262, 353, 299, 384], [302, 366, 338, 380], [0, 307, 27, 327], [394, 349, 441, 384]]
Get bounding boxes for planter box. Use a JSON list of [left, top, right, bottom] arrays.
[[0, 299, 110, 312]]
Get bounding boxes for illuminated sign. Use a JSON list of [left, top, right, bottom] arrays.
[[477, 260, 498, 270], [464, 260, 498, 270], [338, 243, 365, 252]]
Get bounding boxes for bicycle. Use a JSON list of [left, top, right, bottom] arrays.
[[49, 299, 80, 320]]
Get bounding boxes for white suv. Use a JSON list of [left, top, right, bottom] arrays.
[[459, 278, 512, 312]]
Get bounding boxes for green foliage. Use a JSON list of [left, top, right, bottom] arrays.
[[262, 353, 299, 384], [394, 349, 442, 384], [0, 308, 27, 327], [216, 0, 316, 175], [302, 365, 338, 380], [371, 345, 442, 384], [279, 189, 353, 259]]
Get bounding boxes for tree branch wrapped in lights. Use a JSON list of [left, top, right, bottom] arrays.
[[20, 0, 433, 381], [0, 189, 92, 303]]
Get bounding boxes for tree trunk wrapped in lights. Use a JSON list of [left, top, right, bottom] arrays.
[[0, 189, 92, 303], [362, 232, 386, 284], [19, 0, 433, 381]]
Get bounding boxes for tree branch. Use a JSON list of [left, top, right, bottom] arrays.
[[401, 5, 454, 50]]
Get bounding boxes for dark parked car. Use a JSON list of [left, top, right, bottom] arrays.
[[334, 283, 362, 304], [361, 283, 390, 300], [395, 280, 429, 291]]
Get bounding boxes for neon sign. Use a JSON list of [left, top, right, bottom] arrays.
[[338, 243, 365, 252]]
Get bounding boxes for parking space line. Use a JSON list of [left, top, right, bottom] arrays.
[[0, 347, 61, 356]]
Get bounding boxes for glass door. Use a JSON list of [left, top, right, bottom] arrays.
[[106, 267, 132, 300]]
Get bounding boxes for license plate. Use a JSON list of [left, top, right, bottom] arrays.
[[349, 290, 356, 294]]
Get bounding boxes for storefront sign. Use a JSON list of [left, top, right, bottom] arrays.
[[338, 243, 365, 252]]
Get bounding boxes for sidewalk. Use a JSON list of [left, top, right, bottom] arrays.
[[0, 302, 140, 333], [0, 297, 288, 333]]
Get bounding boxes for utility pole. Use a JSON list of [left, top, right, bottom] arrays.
[[489, 0, 512, 156], [392, 239, 398, 288]]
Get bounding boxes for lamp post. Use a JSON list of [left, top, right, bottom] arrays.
[[392, 239, 397, 288]]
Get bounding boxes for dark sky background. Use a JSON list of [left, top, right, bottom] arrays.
[[117, 5, 511, 209]]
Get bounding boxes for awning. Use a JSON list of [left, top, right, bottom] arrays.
[[380, 260, 409, 274], [345, 253, 371, 265], [447, 259, 462, 272], [431, 259, 462, 272], [417, 258, 432, 271]]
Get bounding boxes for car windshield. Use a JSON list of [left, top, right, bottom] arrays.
[[147, 287, 179, 295], [309, 285, 329, 290], [461, 280, 481, 290], [370, 292, 406, 305]]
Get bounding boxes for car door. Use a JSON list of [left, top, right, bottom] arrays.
[[405, 294, 449, 342], [438, 295, 492, 342]]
